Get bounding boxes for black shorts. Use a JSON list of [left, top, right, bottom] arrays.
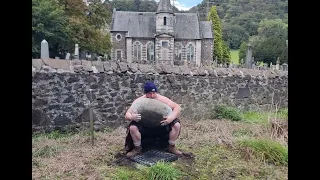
[[129, 118, 180, 137]]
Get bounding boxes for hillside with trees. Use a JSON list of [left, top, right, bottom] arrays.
[[189, 0, 288, 64]]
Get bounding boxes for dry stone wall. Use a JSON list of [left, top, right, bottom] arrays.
[[32, 59, 288, 133]]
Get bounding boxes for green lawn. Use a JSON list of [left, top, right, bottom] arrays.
[[230, 49, 239, 64]]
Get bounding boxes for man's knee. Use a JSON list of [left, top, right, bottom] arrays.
[[129, 125, 139, 133], [172, 122, 181, 131]]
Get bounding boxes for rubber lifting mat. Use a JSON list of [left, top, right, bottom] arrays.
[[131, 149, 179, 166]]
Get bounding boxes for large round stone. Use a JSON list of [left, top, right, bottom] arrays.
[[131, 98, 172, 128]]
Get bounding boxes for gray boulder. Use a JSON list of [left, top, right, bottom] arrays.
[[131, 98, 172, 128]]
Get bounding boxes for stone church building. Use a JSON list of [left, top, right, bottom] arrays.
[[110, 0, 213, 66]]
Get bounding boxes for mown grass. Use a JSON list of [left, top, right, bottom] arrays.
[[32, 107, 288, 180], [230, 49, 240, 64]]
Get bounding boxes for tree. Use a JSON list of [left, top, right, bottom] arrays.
[[252, 37, 287, 65], [134, 0, 141, 12], [32, 0, 112, 58], [222, 23, 249, 49], [32, 0, 69, 58], [238, 41, 248, 63], [208, 6, 223, 63], [257, 19, 288, 39], [87, 0, 112, 29], [221, 41, 231, 62]]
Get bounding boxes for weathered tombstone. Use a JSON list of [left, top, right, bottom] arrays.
[[276, 57, 280, 70], [282, 63, 288, 71], [65, 53, 71, 60], [74, 44, 79, 59], [80, 51, 86, 60], [245, 43, 253, 69], [86, 53, 92, 60], [41, 39, 49, 59], [212, 60, 217, 67], [252, 63, 256, 70], [131, 98, 172, 128]]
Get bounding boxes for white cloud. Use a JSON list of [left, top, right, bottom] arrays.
[[172, 1, 192, 11], [155, 0, 192, 11], [105, 0, 192, 11]]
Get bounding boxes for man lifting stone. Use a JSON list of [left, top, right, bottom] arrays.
[[124, 81, 183, 158]]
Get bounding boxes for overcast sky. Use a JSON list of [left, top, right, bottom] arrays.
[[155, 0, 202, 11], [100, 0, 203, 11]]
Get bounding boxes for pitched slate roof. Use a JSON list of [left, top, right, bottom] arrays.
[[200, 21, 213, 39], [111, 11, 213, 40], [111, 11, 156, 38]]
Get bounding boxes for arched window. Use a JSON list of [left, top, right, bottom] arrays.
[[146, 42, 154, 61], [133, 41, 142, 60], [186, 43, 195, 62], [174, 42, 182, 61], [164, 17, 167, 25]]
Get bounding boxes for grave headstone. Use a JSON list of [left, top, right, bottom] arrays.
[[65, 53, 71, 60], [41, 39, 49, 59], [245, 43, 253, 68], [74, 44, 79, 59]]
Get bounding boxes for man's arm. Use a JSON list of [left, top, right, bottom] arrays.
[[125, 96, 144, 121], [158, 95, 181, 122]]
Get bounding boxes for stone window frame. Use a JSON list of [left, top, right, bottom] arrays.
[[174, 42, 183, 61], [133, 41, 142, 61], [186, 42, 196, 62], [116, 49, 122, 60], [146, 41, 155, 61], [115, 33, 122, 41]]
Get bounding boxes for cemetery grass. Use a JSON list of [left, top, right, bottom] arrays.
[[32, 110, 288, 180], [230, 49, 240, 64]]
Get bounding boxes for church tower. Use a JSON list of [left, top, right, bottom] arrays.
[[156, 0, 174, 35], [155, 0, 175, 64]]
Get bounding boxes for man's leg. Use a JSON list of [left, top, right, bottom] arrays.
[[168, 121, 183, 155], [127, 125, 142, 157]]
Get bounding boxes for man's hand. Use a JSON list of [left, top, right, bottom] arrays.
[[160, 116, 173, 126], [131, 113, 141, 122]]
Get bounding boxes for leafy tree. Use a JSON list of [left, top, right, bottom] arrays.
[[252, 37, 287, 65], [222, 41, 231, 62], [238, 41, 248, 64], [32, 0, 69, 58], [222, 23, 249, 49], [87, 0, 112, 29], [32, 0, 112, 58], [134, 0, 141, 12], [257, 19, 288, 39], [208, 6, 223, 63]]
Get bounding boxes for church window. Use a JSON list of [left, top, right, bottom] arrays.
[[174, 42, 182, 61], [116, 33, 122, 41], [187, 44, 195, 62], [162, 41, 168, 48], [133, 41, 142, 60], [164, 17, 167, 25], [147, 42, 154, 61]]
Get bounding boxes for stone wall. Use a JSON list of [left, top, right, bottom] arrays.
[[111, 32, 127, 60], [201, 39, 213, 66], [32, 59, 288, 133]]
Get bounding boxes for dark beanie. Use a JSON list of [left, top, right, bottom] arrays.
[[144, 81, 158, 93]]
